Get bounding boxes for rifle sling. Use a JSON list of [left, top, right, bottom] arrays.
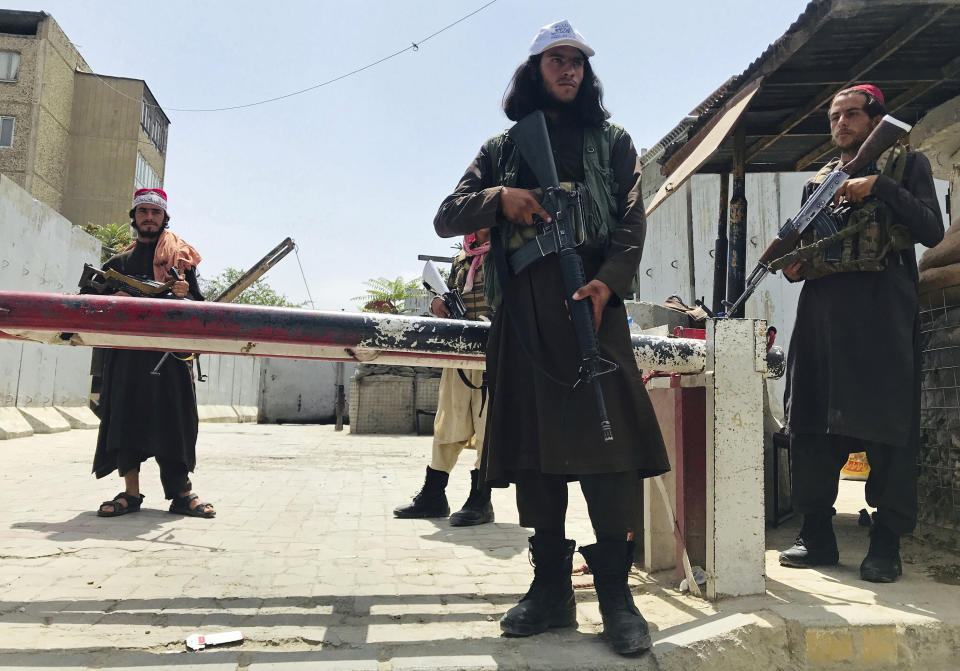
[[456, 368, 487, 416], [508, 228, 558, 275], [491, 227, 575, 390]]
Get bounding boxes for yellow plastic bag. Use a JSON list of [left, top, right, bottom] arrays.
[[840, 452, 870, 481]]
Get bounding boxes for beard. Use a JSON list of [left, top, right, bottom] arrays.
[[132, 223, 161, 241]]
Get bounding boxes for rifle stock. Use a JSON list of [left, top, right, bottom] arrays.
[[841, 115, 912, 177]]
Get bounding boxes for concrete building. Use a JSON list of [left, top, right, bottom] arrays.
[[0, 9, 168, 229]]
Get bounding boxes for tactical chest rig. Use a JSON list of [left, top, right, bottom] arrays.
[[770, 144, 913, 280]]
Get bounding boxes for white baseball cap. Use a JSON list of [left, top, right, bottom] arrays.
[[528, 19, 595, 58]]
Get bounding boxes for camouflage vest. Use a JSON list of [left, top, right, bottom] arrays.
[[450, 250, 493, 320], [482, 121, 623, 306], [770, 145, 912, 280]]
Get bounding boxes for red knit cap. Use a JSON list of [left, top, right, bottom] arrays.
[[842, 84, 884, 105]]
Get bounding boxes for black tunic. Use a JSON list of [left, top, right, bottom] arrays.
[[435, 115, 669, 486], [784, 152, 943, 448], [91, 242, 204, 478]]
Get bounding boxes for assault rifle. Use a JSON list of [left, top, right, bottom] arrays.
[[723, 114, 912, 317], [422, 260, 466, 319], [508, 110, 617, 443], [78, 263, 179, 298]]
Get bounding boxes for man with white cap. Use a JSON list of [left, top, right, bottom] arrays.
[[434, 20, 667, 655], [90, 188, 216, 519]]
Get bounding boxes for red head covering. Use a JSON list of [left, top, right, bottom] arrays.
[[133, 188, 169, 212], [841, 84, 885, 105]]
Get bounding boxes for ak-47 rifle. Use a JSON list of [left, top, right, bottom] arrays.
[[723, 114, 912, 317], [78, 263, 179, 298], [507, 110, 618, 443]]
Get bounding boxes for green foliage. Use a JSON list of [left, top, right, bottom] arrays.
[[353, 276, 425, 314], [83, 222, 133, 264], [199, 267, 301, 307]]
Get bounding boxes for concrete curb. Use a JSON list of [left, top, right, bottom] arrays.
[[16, 406, 71, 433], [233, 405, 258, 422], [54, 405, 99, 429], [197, 404, 239, 423], [0, 406, 33, 439]]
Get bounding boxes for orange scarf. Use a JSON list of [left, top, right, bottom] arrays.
[[125, 229, 202, 282]]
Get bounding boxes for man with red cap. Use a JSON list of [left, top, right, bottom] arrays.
[[90, 188, 215, 519], [778, 85, 943, 581]]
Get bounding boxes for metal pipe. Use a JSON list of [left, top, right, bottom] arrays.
[[213, 237, 296, 304], [0, 292, 707, 374]]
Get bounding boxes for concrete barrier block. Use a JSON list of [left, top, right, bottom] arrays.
[[197, 405, 239, 423], [54, 405, 100, 429], [17, 407, 71, 433], [0, 407, 34, 439], [233, 405, 258, 423]]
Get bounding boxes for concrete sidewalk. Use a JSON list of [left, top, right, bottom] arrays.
[[0, 424, 958, 670]]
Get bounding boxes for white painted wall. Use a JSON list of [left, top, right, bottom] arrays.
[[258, 359, 356, 423], [0, 174, 100, 409], [641, 171, 950, 419]]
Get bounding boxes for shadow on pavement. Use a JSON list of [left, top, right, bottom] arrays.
[[12, 511, 221, 551]]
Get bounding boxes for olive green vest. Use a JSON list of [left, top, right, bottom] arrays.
[[769, 145, 913, 279], [483, 121, 624, 306]]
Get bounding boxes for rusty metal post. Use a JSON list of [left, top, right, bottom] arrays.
[[712, 173, 729, 314], [334, 362, 345, 431], [726, 125, 748, 317]]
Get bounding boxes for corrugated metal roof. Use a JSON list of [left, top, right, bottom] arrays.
[[644, 0, 960, 175]]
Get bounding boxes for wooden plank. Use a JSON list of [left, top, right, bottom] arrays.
[[746, 7, 949, 163]]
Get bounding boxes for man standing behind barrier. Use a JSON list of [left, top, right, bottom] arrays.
[[434, 20, 669, 655], [394, 229, 495, 526], [90, 188, 215, 519], [778, 85, 943, 582]]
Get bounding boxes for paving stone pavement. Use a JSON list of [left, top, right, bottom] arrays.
[[1, 424, 959, 670]]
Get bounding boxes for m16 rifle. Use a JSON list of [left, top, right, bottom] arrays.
[[723, 114, 912, 317], [507, 110, 617, 443]]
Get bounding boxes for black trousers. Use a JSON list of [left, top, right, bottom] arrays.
[[514, 470, 640, 536], [118, 453, 192, 500], [791, 433, 917, 535]]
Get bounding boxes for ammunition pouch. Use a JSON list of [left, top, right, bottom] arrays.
[[770, 145, 912, 280]]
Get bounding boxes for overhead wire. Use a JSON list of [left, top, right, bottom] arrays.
[[85, 0, 499, 114], [294, 245, 316, 310]]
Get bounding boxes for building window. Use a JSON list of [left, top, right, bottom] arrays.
[[0, 116, 14, 148], [0, 51, 19, 82], [141, 88, 169, 154], [135, 151, 162, 190]]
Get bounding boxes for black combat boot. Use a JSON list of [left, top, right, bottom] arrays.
[[500, 536, 577, 636], [779, 511, 839, 568], [393, 466, 450, 518], [860, 522, 902, 583], [579, 540, 651, 655], [449, 469, 494, 526]]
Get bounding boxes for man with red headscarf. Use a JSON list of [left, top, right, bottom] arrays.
[[778, 85, 943, 582], [394, 228, 495, 526], [90, 188, 215, 519]]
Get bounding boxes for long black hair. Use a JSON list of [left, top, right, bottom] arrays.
[[502, 53, 610, 127]]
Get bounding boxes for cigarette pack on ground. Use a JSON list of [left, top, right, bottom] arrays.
[[185, 630, 245, 651]]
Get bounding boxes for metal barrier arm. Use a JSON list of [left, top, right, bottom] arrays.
[[0, 291, 705, 372]]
